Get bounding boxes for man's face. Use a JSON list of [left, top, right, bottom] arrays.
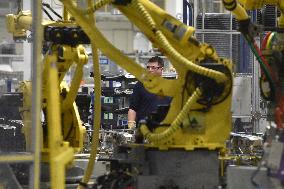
[[146, 61, 163, 76]]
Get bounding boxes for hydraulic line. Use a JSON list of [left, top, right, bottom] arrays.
[[261, 32, 272, 50], [140, 88, 202, 143], [133, 0, 227, 83], [265, 32, 276, 50], [78, 1, 101, 188], [78, 45, 101, 189], [42, 3, 63, 19], [222, 0, 249, 20], [244, 34, 277, 99]]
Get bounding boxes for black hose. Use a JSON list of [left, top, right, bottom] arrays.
[[42, 2, 63, 19], [42, 7, 54, 21]]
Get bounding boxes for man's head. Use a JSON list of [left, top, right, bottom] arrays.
[[146, 56, 164, 76]]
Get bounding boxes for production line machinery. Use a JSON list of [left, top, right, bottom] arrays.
[[5, 1, 233, 188], [3, 0, 284, 188]]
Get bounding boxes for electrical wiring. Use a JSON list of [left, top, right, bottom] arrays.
[[252, 35, 280, 96], [250, 36, 276, 83], [243, 34, 277, 99], [42, 7, 55, 21], [266, 32, 276, 50], [42, 3, 63, 19], [261, 32, 272, 50]]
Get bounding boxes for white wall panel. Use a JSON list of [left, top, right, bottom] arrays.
[[113, 30, 132, 52], [100, 30, 113, 43], [231, 76, 252, 115], [165, 0, 183, 20], [97, 21, 134, 53]]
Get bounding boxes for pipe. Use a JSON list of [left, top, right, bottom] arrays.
[[223, 0, 249, 20], [29, 0, 43, 188], [78, 0, 102, 188]]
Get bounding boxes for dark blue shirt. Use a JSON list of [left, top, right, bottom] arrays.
[[129, 82, 172, 122]]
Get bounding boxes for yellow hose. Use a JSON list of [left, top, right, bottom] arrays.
[[222, 0, 249, 20], [78, 45, 100, 188], [140, 88, 202, 143], [132, 0, 227, 83], [266, 32, 275, 49], [77, 1, 101, 188]]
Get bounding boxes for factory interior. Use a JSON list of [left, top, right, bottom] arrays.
[[0, 0, 284, 188]]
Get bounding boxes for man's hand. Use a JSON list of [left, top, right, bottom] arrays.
[[128, 108, 137, 129], [128, 121, 136, 129]]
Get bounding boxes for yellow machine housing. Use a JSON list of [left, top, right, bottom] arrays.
[[62, 0, 233, 152]]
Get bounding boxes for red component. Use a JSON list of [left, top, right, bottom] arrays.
[[261, 32, 272, 50]]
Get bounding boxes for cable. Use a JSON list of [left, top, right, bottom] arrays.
[[266, 32, 276, 50], [243, 34, 277, 99], [77, 1, 101, 188], [261, 32, 272, 50], [42, 3, 63, 19], [42, 7, 54, 21]]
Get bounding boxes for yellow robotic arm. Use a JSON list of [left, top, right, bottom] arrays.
[[6, 8, 89, 188], [59, 0, 234, 187], [7, 1, 233, 188], [6, 10, 32, 40], [62, 0, 233, 148]]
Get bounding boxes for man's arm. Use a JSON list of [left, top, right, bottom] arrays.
[[128, 108, 137, 129]]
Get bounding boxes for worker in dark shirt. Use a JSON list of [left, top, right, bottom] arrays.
[[128, 56, 171, 129]]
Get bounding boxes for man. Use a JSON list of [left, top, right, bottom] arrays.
[[128, 56, 172, 129]]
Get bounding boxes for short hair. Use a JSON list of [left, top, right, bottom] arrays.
[[148, 56, 164, 67]]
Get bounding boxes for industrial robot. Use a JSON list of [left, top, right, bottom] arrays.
[[61, 0, 233, 188], [4, 0, 284, 188], [6, 6, 89, 189]]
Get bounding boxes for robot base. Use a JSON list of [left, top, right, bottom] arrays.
[[111, 145, 220, 189]]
